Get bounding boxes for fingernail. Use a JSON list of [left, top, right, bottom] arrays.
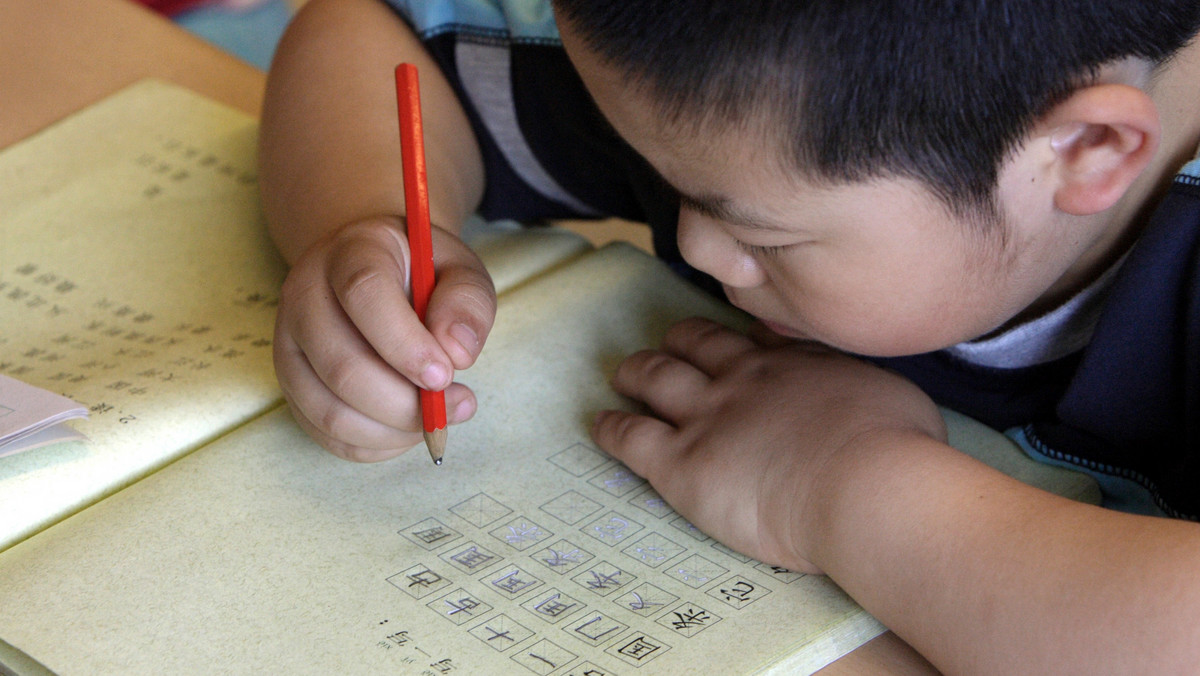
[[421, 362, 450, 390], [449, 322, 480, 358]]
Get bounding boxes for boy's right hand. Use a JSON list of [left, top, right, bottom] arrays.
[[273, 217, 496, 462]]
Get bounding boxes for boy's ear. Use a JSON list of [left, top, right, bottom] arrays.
[[1039, 84, 1160, 216]]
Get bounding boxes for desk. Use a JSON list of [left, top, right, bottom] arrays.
[[0, 2, 937, 673], [0, 0, 262, 147]]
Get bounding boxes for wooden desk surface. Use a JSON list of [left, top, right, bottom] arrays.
[[0, 0, 262, 148], [0, 1, 937, 673]]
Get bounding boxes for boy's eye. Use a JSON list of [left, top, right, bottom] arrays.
[[736, 240, 786, 257]]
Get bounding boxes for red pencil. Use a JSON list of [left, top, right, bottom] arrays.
[[395, 63, 448, 465]]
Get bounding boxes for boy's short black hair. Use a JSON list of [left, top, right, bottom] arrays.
[[553, 1, 1200, 220]]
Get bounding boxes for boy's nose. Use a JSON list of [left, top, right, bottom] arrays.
[[676, 207, 765, 289]]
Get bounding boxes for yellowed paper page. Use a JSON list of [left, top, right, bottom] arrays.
[[461, 217, 594, 294], [0, 80, 596, 553], [0, 80, 286, 549], [0, 245, 887, 676]]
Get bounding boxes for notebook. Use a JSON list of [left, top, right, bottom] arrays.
[[0, 80, 1097, 675]]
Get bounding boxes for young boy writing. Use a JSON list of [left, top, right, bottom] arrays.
[[259, 0, 1200, 671]]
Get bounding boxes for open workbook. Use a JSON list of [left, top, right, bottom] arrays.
[[0, 81, 1098, 676]]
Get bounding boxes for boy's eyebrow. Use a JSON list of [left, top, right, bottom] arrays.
[[676, 191, 792, 233]]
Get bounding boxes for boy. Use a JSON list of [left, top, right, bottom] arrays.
[[259, 0, 1200, 671]]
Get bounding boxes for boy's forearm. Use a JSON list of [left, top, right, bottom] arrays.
[[259, 0, 484, 263], [811, 431, 1200, 674]]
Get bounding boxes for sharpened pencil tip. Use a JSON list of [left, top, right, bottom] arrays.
[[424, 427, 448, 466]]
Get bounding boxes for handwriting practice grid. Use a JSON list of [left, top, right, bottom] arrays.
[[385, 443, 808, 674], [0, 81, 287, 549], [351, 245, 885, 675]]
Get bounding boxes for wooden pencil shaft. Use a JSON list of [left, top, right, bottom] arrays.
[[396, 63, 448, 463]]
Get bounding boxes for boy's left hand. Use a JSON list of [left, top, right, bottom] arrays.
[[591, 317, 946, 574]]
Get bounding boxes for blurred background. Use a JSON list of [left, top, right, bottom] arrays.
[[137, 0, 305, 70], [138, 0, 652, 250]]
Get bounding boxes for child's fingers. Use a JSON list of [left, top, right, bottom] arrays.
[[274, 217, 491, 461], [324, 225, 456, 392], [277, 314, 481, 461], [274, 335, 421, 461], [280, 299, 481, 431], [288, 392, 418, 463], [661, 317, 757, 377], [279, 269, 425, 428], [591, 409, 680, 484], [424, 230, 497, 369], [610, 349, 710, 423], [292, 330, 423, 430]]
